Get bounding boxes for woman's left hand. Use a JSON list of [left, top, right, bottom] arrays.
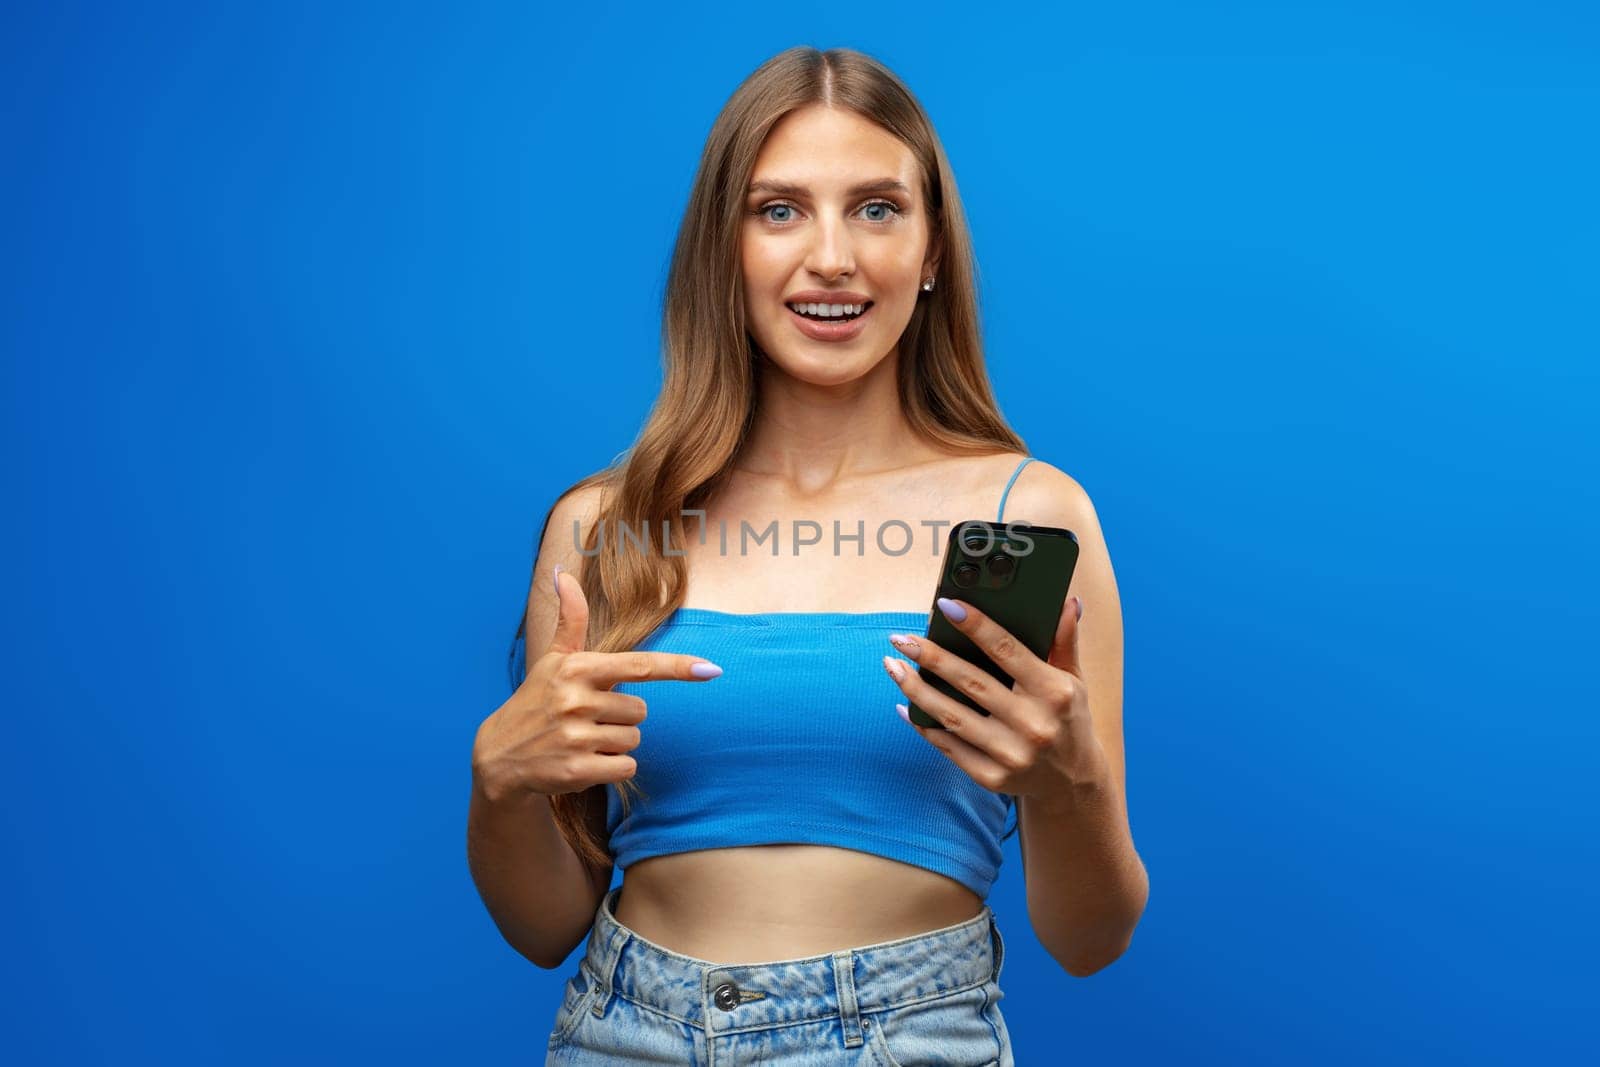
[[882, 594, 1108, 803]]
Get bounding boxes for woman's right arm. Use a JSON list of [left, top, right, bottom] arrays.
[[467, 485, 613, 969], [466, 780, 611, 970]]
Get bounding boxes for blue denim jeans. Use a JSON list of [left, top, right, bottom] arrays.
[[546, 885, 1012, 1065]]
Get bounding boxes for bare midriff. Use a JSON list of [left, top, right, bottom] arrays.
[[613, 845, 985, 965]]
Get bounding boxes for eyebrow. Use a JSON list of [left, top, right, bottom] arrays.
[[746, 177, 912, 198]]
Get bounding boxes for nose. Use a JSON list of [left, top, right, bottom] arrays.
[[803, 211, 855, 279]]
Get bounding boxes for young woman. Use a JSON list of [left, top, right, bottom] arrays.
[[468, 45, 1148, 1066]]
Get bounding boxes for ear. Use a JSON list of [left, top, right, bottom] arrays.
[[921, 216, 943, 281]]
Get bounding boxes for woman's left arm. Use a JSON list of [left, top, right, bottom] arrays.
[[1017, 468, 1146, 977], [884, 465, 1148, 977]]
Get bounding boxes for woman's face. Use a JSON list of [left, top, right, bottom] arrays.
[[740, 105, 937, 385]]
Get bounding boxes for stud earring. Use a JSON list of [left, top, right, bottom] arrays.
[[921, 277, 935, 292]]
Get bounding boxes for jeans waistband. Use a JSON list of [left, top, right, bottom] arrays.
[[575, 885, 1005, 1034]]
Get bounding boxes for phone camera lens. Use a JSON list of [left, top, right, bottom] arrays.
[[953, 562, 980, 588], [987, 552, 1015, 579], [961, 535, 988, 557]]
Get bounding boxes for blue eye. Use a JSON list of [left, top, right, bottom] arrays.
[[752, 199, 904, 226]]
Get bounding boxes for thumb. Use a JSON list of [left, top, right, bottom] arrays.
[[1046, 593, 1083, 678], [547, 563, 589, 655]]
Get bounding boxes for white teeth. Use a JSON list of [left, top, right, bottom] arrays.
[[788, 301, 866, 318]]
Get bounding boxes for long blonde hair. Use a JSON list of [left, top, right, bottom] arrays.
[[512, 45, 1026, 876]]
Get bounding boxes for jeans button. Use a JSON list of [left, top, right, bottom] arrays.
[[712, 981, 740, 1011]]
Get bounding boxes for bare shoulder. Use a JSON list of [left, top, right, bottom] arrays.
[[523, 473, 617, 656], [538, 472, 617, 583], [998, 456, 1097, 531], [539, 475, 616, 567]]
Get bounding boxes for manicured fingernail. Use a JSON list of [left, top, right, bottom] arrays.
[[882, 655, 906, 681], [896, 703, 910, 723], [553, 563, 563, 600], [690, 661, 723, 679], [887, 633, 920, 657], [936, 597, 967, 622], [1072, 595, 1083, 621]]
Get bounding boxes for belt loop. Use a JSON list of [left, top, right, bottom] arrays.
[[590, 917, 631, 1017], [831, 950, 864, 1048], [988, 910, 1006, 983]]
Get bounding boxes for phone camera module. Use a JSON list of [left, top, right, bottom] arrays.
[[987, 552, 1015, 579], [953, 562, 981, 588], [957, 522, 997, 557]]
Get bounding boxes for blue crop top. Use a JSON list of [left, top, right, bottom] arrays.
[[514, 456, 1037, 901]]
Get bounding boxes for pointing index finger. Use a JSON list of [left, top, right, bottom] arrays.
[[572, 650, 724, 687]]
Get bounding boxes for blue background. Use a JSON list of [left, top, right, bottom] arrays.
[[5, 2, 1596, 1063]]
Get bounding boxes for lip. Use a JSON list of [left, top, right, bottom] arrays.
[[787, 301, 873, 342]]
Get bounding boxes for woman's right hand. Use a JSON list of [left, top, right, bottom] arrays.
[[471, 564, 723, 802]]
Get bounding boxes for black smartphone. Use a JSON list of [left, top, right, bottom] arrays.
[[908, 520, 1081, 729]]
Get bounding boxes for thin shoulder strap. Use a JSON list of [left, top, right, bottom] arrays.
[[996, 456, 1036, 523]]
